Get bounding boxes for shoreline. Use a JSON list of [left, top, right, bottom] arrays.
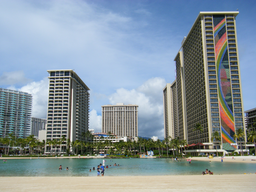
[[189, 156, 256, 163], [0, 175, 255, 191], [1, 155, 256, 163]]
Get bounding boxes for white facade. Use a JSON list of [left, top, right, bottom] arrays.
[[45, 70, 90, 154], [102, 103, 138, 139]]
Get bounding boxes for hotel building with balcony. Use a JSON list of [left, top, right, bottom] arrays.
[[45, 70, 90, 154], [172, 11, 246, 154], [163, 82, 178, 139], [102, 103, 138, 140], [0, 88, 32, 138]]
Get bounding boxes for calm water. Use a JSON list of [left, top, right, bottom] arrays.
[[0, 158, 255, 176]]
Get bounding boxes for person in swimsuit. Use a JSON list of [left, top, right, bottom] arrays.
[[59, 165, 62, 170]]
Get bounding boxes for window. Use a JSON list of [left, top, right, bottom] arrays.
[[210, 94, 217, 97], [211, 103, 218, 107], [235, 118, 243, 122], [233, 94, 240, 97], [209, 80, 216, 84], [210, 85, 217, 88], [234, 99, 241, 102], [231, 75, 239, 79], [207, 44, 214, 48], [212, 118, 219, 121], [232, 80, 239, 84], [210, 89, 217, 93], [208, 62, 215, 65], [234, 108, 242, 112], [207, 49, 214, 52], [231, 66, 238, 70], [231, 71, 238, 74], [211, 108, 219, 112], [234, 103, 241, 107], [50, 72, 55, 76], [208, 57, 214, 61], [209, 75, 216, 79], [210, 99, 218, 102], [212, 113, 219, 116], [208, 71, 216, 74], [207, 53, 214, 56], [208, 66, 215, 70], [235, 113, 242, 116], [230, 57, 237, 61], [65, 71, 70, 76], [206, 40, 213, 43], [233, 89, 240, 93]]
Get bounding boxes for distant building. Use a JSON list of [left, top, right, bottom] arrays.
[[163, 81, 178, 139], [245, 108, 256, 131], [31, 117, 46, 138], [0, 88, 32, 138], [45, 70, 90, 154], [172, 11, 245, 154], [102, 103, 138, 139]]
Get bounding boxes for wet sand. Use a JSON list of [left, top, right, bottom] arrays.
[[0, 175, 255, 192], [190, 156, 256, 163]]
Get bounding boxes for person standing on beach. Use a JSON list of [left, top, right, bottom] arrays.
[[100, 163, 105, 176], [97, 165, 100, 176]]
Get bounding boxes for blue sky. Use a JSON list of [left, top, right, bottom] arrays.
[[0, 0, 255, 139]]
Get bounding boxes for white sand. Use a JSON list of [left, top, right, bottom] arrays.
[[0, 175, 255, 192]]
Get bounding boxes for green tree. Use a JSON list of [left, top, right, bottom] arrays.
[[247, 129, 256, 155], [211, 131, 221, 156], [234, 128, 245, 156]]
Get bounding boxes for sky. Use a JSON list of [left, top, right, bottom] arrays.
[[0, 0, 256, 139]]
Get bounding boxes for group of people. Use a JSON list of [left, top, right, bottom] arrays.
[[59, 165, 68, 171], [89, 162, 119, 176], [202, 169, 213, 175]]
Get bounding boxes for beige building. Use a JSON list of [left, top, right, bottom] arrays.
[[173, 11, 246, 154], [102, 103, 138, 139], [45, 70, 90, 154], [163, 82, 178, 139]]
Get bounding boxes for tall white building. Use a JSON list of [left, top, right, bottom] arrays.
[[45, 70, 90, 154], [163, 82, 178, 139], [102, 103, 138, 139]]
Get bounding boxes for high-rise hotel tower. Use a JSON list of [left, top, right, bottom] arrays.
[[163, 82, 178, 139], [102, 103, 138, 139], [46, 70, 90, 154], [0, 88, 32, 138], [172, 11, 245, 152]]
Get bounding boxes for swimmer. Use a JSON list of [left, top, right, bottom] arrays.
[[66, 167, 69, 171], [97, 165, 100, 176], [59, 165, 62, 170], [89, 169, 91, 172]]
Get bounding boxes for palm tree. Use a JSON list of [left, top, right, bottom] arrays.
[[193, 123, 204, 151], [164, 137, 171, 157], [247, 129, 256, 155], [180, 140, 187, 156], [234, 128, 245, 156], [26, 135, 36, 155], [73, 140, 81, 155], [211, 131, 221, 156]]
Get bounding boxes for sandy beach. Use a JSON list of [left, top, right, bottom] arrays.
[[190, 156, 256, 163], [0, 175, 255, 192]]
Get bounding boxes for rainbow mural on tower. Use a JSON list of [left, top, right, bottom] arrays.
[[214, 16, 235, 144]]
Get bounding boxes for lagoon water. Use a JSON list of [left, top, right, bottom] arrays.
[[0, 158, 256, 176]]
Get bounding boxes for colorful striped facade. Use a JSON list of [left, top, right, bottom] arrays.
[[173, 12, 245, 150]]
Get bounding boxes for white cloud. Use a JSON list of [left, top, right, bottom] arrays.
[[0, 71, 31, 86], [109, 77, 166, 139], [18, 78, 48, 119], [89, 109, 102, 133], [135, 9, 151, 16]]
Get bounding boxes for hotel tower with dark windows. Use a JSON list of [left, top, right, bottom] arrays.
[[172, 11, 246, 154], [45, 70, 90, 154]]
